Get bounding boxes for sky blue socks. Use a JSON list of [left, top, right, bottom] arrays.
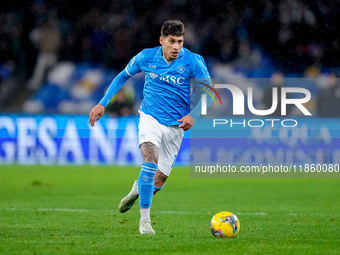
[[153, 184, 164, 195], [138, 162, 157, 208]]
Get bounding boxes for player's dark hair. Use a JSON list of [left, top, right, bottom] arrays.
[[161, 20, 185, 37]]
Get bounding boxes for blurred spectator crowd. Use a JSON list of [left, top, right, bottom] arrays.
[[1, 0, 340, 116]]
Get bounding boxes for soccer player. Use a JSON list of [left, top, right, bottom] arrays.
[[89, 20, 212, 235]]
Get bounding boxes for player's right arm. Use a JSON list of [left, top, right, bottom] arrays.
[[88, 51, 144, 127]]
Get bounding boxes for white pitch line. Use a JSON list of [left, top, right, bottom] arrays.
[[0, 207, 268, 216], [0, 208, 110, 213], [154, 210, 268, 216], [288, 212, 338, 216], [1, 208, 338, 216]]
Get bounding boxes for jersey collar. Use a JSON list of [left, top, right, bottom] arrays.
[[157, 47, 185, 64]]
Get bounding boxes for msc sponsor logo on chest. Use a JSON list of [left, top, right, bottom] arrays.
[[149, 72, 185, 85]]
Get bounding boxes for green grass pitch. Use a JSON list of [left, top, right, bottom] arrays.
[[0, 165, 339, 255]]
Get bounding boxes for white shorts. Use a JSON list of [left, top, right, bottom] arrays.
[[138, 111, 184, 176]]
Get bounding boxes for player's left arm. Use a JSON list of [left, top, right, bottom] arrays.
[[178, 115, 195, 131], [179, 55, 214, 131]]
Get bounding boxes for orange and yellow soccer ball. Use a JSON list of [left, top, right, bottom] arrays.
[[210, 211, 240, 238]]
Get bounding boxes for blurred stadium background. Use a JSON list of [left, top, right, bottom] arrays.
[[1, 0, 340, 165]]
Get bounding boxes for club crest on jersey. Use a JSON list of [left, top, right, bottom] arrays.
[[177, 66, 185, 74], [150, 72, 158, 79]]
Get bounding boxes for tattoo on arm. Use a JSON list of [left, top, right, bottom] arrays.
[[140, 142, 159, 164]]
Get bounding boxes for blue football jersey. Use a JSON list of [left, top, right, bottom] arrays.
[[125, 46, 211, 126]]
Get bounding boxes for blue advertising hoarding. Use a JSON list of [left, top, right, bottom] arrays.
[[190, 117, 340, 165], [1, 114, 340, 166], [0, 114, 190, 165]]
